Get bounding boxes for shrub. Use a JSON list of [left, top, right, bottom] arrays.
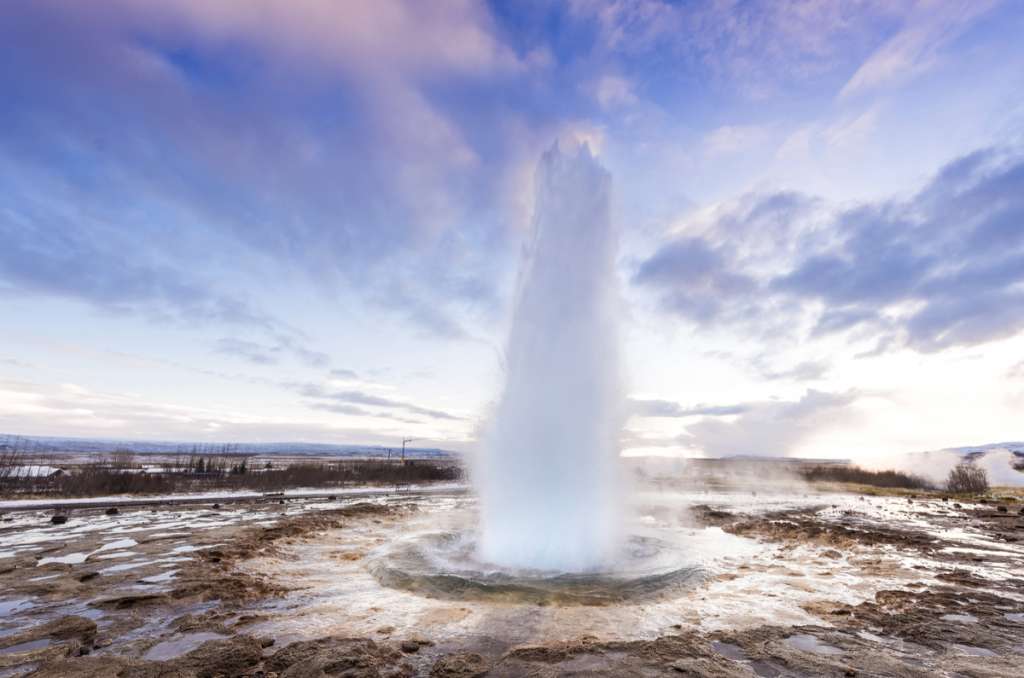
[[946, 461, 989, 494], [799, 465, 931, 490]]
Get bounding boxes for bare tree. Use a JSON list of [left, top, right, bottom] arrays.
[[0, 436, 27, 481], [946, 461, 989, 494], [109, 450, 137, 471]]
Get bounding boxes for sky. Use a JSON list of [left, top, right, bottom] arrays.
[[2, 0, 1023, 463]]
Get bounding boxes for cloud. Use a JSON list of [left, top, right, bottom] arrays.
[[0, 0, 541, 340], [683, 389, 860, 457], [0, 377, 471, 448], [214, 338, 279, 365], [305, 402, 373, 417], [629, 398, 749, 418], [839, 0, 1000, 99], [754, 358, 831, 382], [213, 336, 328, 368], [633, 237, 757, 324], [570, 0, 907, 97], [293, 382, 462, 421], [822, 106, 879, 149], [0, 358, 34, 369], [275, 336, 330, 369], [0, 213, 283, 334], [635, 145, 1024, 354]]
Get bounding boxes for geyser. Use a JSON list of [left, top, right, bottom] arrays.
[[477, 142, 624, 572]]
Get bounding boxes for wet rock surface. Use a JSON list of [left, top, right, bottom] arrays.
[[0, 490, 1022, 676]]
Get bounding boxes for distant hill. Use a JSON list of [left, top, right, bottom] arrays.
[[0, 434, 458, 460]]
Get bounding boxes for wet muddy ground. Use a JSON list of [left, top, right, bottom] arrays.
[[1, 487, 1022, 676]]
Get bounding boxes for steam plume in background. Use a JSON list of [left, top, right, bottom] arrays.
[[867, 446, 1024, 488]]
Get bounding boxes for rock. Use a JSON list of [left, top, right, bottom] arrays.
[[260, 636, 276, 648], [95, 593, 167, 610], [170, 635, 264, 677], [997, 506, 1008, 513], [212, 503, 221, 510], [27, 655, 131, 677], [376, 626, 395, 635], [266, 637, 412, 678], [400, 640, 420, 653], [50, 515, 68, 525], [0, 614, 98, 670], [26, 615, 96, 643], [430, 652, 489, 678], [327, 495, 337, 501], [77, 571, 99, 583], [105, 507, 119, 516]]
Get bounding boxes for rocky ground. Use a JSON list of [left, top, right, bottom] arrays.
[[1, 489, 1022, 677]]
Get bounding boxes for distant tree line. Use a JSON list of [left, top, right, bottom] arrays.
[[0, 444, 461, 498], [798, 464, 932, 489]]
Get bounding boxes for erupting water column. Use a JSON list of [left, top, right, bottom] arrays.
[[477, 142, 624, 572]]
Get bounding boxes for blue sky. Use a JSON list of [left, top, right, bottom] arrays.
[[2, 0, 1023, 460]]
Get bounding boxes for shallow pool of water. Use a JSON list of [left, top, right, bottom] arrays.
[[785, 634, 844, 656], [143, 632, 226, 661], [0, 639, 51, 655]]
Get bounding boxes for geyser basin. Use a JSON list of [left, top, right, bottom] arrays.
[[368, 530, 703, 605]]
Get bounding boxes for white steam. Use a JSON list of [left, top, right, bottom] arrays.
[[872, 447, 1024, 488]]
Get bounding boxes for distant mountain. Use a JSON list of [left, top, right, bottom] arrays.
[[0, 434, 458, 460]]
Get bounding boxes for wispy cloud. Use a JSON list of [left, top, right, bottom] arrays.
[[629, 398, 749, 418], [839, 0, 1000, 98], [292, 382, 463, 422], [571, 0, 907, 97]]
